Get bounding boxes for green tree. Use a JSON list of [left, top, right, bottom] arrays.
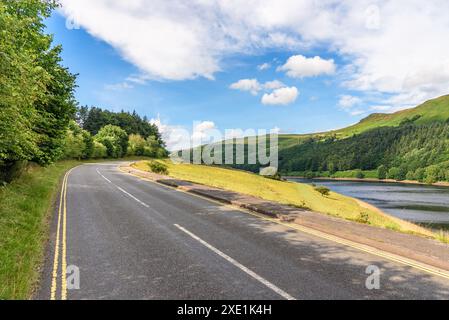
[[92, 141, 107, 159], [95, 125, 129, 158], [128, 134, 146, 156], [0, 0, 76, 177]]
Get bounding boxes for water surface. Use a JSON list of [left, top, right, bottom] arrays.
[[288, 178, 449, 227]]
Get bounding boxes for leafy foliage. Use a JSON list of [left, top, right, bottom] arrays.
[[94, 125, 129, 158], [79, 106, 163, 142], [279, 122, 449, 183], [147, 161, 169, 175], [0, 0, 76, 178], [315, 186, 330, 197]]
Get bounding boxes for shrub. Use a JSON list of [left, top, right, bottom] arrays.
[[415, 168, 426, 182], [315, 186, 330, 197], [355, 170, 365, 179], [406, 171, 415, 181], [377, 165, 387, 180], [356, 212, 370, 224], [305, 171, 315, 179], [147, 161, 168, 175]]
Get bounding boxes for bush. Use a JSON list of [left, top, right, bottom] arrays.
[[305, 171, 315, 179], [425, 165, 440, 184], [356, 212, 370, 224], [147, 161, 168, 175], [415, 168, 426, 182], [355, 170, 365, 179], [377, 165, 387, 180], [406, 171, 415, 181], [92, 141, 107, 159], [0, 160, 28, 183], [315, 186, 330, 197], [388, 167, 406, 180]]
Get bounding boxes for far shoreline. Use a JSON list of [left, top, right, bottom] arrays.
[[284, 175, 449, 188]]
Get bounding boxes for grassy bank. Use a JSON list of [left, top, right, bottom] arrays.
[[0, 161, 81, 300], [133, 160, 433, 238]]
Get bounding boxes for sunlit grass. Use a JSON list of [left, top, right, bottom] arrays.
[[133, 160, 434, 238]]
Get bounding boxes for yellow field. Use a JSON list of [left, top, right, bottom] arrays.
[[133, 160, 436, 238]]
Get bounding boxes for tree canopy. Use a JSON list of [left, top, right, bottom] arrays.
[[0, 0, 77, 166]]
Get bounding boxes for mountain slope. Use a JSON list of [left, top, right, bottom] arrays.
[[337, 94, 449, 136]]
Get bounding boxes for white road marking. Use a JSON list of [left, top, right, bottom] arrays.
[[174, 224, 296, 300], [96, 169, 111, 183], [116, 186, 150, 208], [97, 168, 149, 208]]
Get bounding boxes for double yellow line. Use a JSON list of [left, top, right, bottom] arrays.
[[50, 168, 74, 300]]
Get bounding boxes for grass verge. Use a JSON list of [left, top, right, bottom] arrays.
[[0, 161, 80, 300], [133, 160, 433, 238]]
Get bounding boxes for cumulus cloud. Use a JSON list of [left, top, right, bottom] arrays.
[[59, 0, 449, 109], [230, 79, 285, 95], [262, 87, 299, 105], [263, 80, 285, 90], [230, 79, 261, 95], [338, 95, 362, 110], [278, 55, 336, 78], [150, 117, 219, 151]]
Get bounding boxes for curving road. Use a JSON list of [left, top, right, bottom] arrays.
[[36, 163, 449, 300]]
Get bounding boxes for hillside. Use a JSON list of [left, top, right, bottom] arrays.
[[278, 94, 449, 147]]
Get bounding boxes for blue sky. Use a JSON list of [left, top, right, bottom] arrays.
[[46, 13, 352, 134], [47, 1, 449, 149]]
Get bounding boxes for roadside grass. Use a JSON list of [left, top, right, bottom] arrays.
[[0, 161, 81, 300], [133, 160, 433, 238]]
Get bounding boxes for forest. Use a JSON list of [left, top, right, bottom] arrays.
[[279, 121, 449, 183], [0, 1, 166, 183]]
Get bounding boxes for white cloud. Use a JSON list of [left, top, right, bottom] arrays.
[[230, 79, 261, 95], [59, 0, 449, 110], [278, 55, 336, 78], [150, 117, 189, 151], [230, 79, 285, 95], [258, 63, 271, 71], [338, 95, 362, 110], [104, 82, 134, 91], [150, 117, 219, 151], [263, 80, 285, 90], [262, 87, 299, 105]]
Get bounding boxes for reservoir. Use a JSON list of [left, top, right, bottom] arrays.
[[288, 178, 449, 228]]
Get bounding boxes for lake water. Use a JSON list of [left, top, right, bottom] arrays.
[[288, 178, 449, 227]]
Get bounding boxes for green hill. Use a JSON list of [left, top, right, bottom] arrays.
[[337, 94, 449, 136], [278, 94, 449, 146], [180, 94, 449, 182]]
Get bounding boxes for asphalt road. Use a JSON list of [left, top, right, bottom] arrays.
[[37, 163, 449, 300]]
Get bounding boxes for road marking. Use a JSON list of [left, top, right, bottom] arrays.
[[96, 168, 150, 208], [61, 167, 69, 300], [50, 167, 75, 300], [96, 169, 111, 183], [174, 224, 296, 300], [50, 171, 68, 300], [121, 166, 449, 281], [116, 186, 150, 208]]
